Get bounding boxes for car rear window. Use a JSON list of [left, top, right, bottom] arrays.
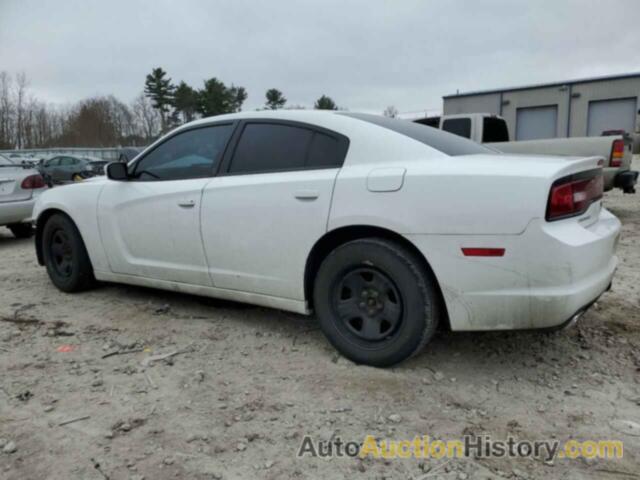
[[340, 113, 490, 156], [413, 117, 441, 128], [0, 154, 13, 166], [482, 116, 509, 143]]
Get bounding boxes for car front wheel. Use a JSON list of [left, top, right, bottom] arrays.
[[313, 238, 440, 367], [42, 213, 95, 292]]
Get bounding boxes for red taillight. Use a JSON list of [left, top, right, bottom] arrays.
[[546, 170, 603, 221], [610, 139, 624, 167], [21, 174, 46, 189]]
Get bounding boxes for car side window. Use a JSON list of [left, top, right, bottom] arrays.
[[132, 124, 234, 181], [228, 123, 348, 174], [442, 118, 472, 139], [60, 157, 74, 166], [306, 131, 348, 168], [229, 123, 312, 174]]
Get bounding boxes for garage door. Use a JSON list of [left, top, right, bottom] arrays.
[[587, 97, 637, 136], [516, 105, 558, 141]]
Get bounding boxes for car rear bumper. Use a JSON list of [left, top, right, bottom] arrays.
[[406, 203, 621, 331], [0, 197, 36, 225]]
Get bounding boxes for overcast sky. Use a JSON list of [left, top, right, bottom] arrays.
[[1, 0, 638, 115]]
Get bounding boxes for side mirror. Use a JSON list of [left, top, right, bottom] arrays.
[[106, 162, 128, 181]]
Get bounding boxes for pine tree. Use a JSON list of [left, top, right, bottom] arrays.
[[197, 78, 247, 117], [314, 95, 338, 110], [227, 85, 247, 113], [265, 88, 286, 110], [172, 81, 199, 123], [144, 67, 175, 132]]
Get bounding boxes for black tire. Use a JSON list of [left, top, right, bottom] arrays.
[[313, 238, 440, 367], [42, 213, 95, 292], [8, 222, 34, 239]]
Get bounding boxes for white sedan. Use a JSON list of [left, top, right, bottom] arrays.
[[1, 153, 47, 238], [32, 111, 620, 366]]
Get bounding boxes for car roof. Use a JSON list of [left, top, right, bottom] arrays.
[[132, 110, 490, 168]]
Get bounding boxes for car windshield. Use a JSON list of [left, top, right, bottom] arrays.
[[340, 113, 492, 156]]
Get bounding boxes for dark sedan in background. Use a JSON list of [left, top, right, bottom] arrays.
[[39, 155, 106, 185]]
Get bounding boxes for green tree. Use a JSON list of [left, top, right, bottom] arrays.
[[197, 78, 247, 117], [144, 67, 175, 132], [265, 88, 286, 110], [172, 81, 199, 123], [314, 95, 338, 110], [227, 84, 247, 113]]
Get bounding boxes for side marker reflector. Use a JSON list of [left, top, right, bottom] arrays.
[[461, 248, 505, 257]]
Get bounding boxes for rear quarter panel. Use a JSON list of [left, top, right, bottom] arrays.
[[329, 154, 570, 235]]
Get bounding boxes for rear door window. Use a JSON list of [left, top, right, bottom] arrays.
[[228, 123, 349, 174], [230, 123, 312, 174], [306, 131, 348, 168]]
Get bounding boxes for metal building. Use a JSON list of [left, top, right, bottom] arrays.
[[443, 72, 640, 141]]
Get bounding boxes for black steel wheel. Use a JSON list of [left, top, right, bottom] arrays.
[[332, 267, 403, 342], [314, 238, 440, 367], [42, 213, 95, 292], [49, 229, 74, 278]]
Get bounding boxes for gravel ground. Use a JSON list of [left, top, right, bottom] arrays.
[[1, 161, 639, 480]]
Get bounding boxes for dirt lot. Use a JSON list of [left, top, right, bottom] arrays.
[[1, 162, 639, 480]]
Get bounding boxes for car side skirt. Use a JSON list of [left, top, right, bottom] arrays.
[[94, 271, 311, 315]]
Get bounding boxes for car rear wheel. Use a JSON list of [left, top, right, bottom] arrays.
[[313, 238, 440, 367], [42, 213, 95, 292], [71, 173, 83, 182], [8, 222, 34, 239]]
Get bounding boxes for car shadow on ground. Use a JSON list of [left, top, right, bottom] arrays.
[[93, 279, 592, 375], [0, 230, 34, 246]]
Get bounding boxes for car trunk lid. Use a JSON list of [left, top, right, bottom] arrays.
[[0, 166, 33, 203]]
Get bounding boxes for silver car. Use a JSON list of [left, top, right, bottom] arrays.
[[0, 153, 47, 238]]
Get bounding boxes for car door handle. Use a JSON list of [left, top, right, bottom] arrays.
[[177, 200, 196, 208], [294, 190, 319, 200]]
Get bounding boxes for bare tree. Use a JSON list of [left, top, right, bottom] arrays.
[[132, 92, 161, 142], [383, 105, 398, 118], [14, 72, 29, 149], [0, 71, 14, 148]]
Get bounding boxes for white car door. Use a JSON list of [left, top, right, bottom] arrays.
[[200, 121, 349, 300], [97, 123, 236, 285]]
